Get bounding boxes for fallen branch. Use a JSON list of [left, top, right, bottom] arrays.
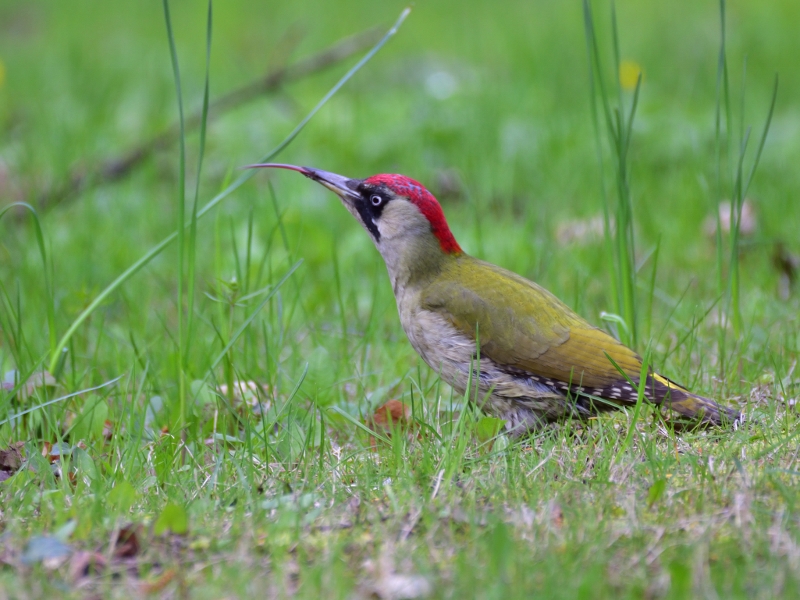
[[36, 27, 381, 212]]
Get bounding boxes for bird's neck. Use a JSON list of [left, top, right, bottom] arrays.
[[378, 233, 460, 296]]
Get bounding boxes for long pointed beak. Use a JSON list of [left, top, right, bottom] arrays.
[[246, 163, 361, 202]]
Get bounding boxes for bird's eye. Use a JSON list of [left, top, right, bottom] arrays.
[[370, 194, 383, 207]]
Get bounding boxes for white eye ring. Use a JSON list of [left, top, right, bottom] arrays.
[[370, 194, 383, 206]]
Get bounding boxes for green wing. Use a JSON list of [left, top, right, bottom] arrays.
[[420, 257, 643, 388]]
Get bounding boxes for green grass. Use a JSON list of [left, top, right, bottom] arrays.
[[1, 0, 799, 597]]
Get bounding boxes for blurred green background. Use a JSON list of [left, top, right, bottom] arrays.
[[1, 0, 798, 401], [2, 2, 800, 596]]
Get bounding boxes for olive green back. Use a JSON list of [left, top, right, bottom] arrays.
[[420, 255, 643, 388]]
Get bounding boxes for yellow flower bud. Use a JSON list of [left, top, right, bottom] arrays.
[[619, 59, 642, 91]]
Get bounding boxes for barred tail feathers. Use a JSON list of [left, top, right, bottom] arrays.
[[651, 373, 740, 425]]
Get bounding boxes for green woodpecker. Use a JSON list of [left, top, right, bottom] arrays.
[[249, 163, 740, 434]]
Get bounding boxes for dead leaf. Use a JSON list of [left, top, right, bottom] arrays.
[[42, 441, 72, 463], [366, 400, 418, 449], [550, 501, 564, 529], [0, 158, 25, 205], [0, 442, 24, 483], [556, 214, 612, 246], [1, 370, 56, 400], [0, 442, 24, 472], [369, 400, 413, 430], [112, 524, 141, 559], [0, 159, 11, 199], [102, 419, 115, 441], [704, 199, 757, 238], [434, 168, 464, 200], [21, 536, 72, 566], [373, 573, 432, 599], [138, 567, 178, 594], [364, 543, 432, 599], [69, 550, 107, 580], [772, 243, 799, 301], [216, 380, 270, 409]]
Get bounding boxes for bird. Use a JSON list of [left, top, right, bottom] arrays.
[[248, 163, 741, 435]]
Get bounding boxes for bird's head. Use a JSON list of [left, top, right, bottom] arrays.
[[248, 164, 462, 278]]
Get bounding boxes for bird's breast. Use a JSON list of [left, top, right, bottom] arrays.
[[396, 291, 472, 385]]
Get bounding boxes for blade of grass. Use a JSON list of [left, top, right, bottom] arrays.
[[0, 375, 123, 427], [207, 260, 301, 372], [329, 406, 391, 446], [729, 75, 778, 337], [162, 0, 189, 428], [608, 347, 651, 468], [582, 0, 639, 348], [713, 0, 730, 368], [742, 75, 778, 196], [645, 237, 661, 341], [0, 356, 47, 419], [0, 203, 56, 360], [713, 0, 777, 353], [185, 0, 214, 376]]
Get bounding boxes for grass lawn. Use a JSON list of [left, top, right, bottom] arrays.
[[1, 0, 799, 597]]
